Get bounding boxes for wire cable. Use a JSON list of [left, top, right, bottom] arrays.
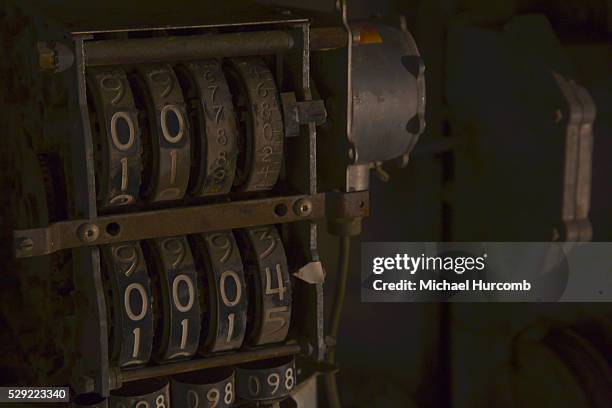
[[324, 235, 351, 408]]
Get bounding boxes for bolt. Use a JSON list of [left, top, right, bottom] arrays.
[[293, 198, 313, 217], [38, 42, 56, 71], [18, 238, 34, 251], [37, 41, 74, 73], [78, 223, 100, 243], [348, 146, 357, 162]]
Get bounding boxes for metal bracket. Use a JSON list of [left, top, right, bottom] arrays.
[[553, 72, 596, 242], [281, 92, 327, 138]]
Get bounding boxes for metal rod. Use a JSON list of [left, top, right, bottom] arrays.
[[85, 31, 296, 66], [119, 344, 301, 383], [84, 28, 350, 67]]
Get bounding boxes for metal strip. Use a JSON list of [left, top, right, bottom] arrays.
[[71, 36, 110, 396], [15, 191, 369, 258], [553, 72, 583, 241], [116, 344, 301, 384]]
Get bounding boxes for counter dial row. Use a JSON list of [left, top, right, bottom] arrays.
[[87, 58, 284, 210], [101, 225, 292, 368], [74, 357, 296, 407]]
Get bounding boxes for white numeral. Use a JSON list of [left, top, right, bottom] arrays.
[[248, 376, 260, 397], [268, 373, 280, 395], [120, 156, 129, 191], [187, 389, 198, 408], [285, 368, 295, 390], [224, 381, 233, 404], [226, 313, 235, 343], [172, 274, 195, 313], [132, 327, 140, 358], [206, 388, 219, 407], [161, 105, 185, 144], [265, 264, 286, 301], [110, 111, 135, 151], [220, 270, 242, 307], [124, 282, 148, 321], [180, 318, 188, 350]]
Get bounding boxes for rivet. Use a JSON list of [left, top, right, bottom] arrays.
[[293, 198, 313, 217], [78, 223, 100, 243]]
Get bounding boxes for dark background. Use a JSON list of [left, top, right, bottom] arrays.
[[306, 0, 612, 407]]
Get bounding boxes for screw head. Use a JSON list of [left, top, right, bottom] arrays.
[[78, 223, 100, 243], [293, 198, 313, 217]]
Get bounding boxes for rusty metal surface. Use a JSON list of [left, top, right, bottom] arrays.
[[14, 191, 369, 258], [84, 31, 296, 67], [115, 344, 301, 385], [325, 190, 369, 220]]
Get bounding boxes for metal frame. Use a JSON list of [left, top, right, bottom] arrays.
[[16, 15, 359, 398], [71, 35, 110, 396], [5, 0, 373, 398]]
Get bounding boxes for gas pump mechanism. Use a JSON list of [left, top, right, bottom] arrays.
[[0, 0, 424, 405]]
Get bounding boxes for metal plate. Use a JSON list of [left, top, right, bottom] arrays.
[[350, 23, 425, 164], [225, 57, 284, 192], [176, 60, 239, 197], [87, 68, 142, 208], [238, 225, 292, 346], [171, 367, 235, 408], [102, 242, 154, 368], [131, 64, 191, 202], [235, 356, 296, 402], [109, 378, 170, 408], [145, 236, 201, 362], [192, 231, 248, 353]]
